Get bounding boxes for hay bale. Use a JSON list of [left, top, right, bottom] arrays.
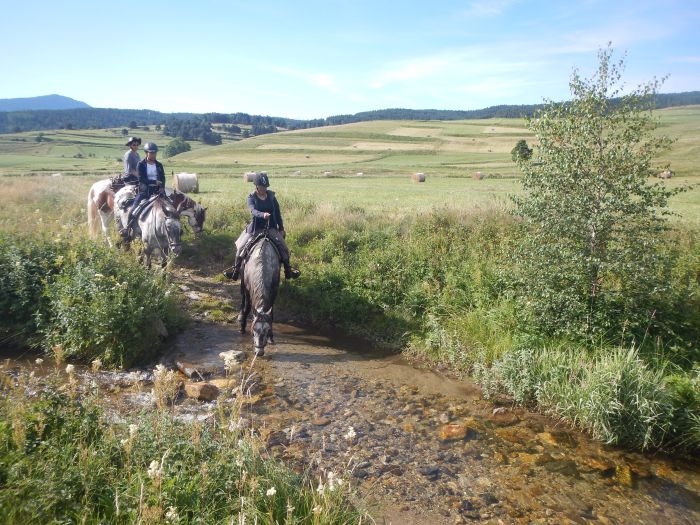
[[356, 172, 364, 177], [292, 170, 301, 177], [472, 171, 485, 180], [243, 171, 256, 182], [323, 171, 332, 177], [173, 172, 199, 193], [659, 169, 673, 179], [411, 173, 426, 182]]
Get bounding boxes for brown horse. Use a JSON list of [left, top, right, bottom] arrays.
[[86, 178, 124, 246]]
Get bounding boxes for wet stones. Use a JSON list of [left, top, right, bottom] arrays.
[[184, 382, 220, 401], [438, 420, 478, 442]]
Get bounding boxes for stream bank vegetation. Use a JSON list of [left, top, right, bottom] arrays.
[[0, 366, 364, 524], [280, 48, 700, 454]]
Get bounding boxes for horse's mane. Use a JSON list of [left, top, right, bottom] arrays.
[[245, 239, 279, 309]]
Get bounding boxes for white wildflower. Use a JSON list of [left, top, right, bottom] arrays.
[[266, 487, 277, 497], [129, 424, 138, 438], [35, 358, 44, 365], [94, 273, 104, 279], [147, 460, 162, 479], [165, 506, 179, 523], [65, 364, 75, 375], [343, 426, 356, 441], [91, 358, 102, 372], [327, 471, 343, 491], [120, 438, 129, 446]]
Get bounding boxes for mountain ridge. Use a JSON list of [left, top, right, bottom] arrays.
[[0, 94, 91, 112], [0, 92, 698, 134]]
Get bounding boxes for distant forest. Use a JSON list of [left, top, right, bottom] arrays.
[[1, 91, 698, 137]]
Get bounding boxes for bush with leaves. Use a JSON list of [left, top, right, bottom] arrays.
[[164, 137, 191, 158], [0, 234, 66, 347], [510, 139, 532, 162], [512, 46, 688, 344], [38, 246, 183, 368]]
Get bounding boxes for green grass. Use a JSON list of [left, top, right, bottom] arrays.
[[0, 371, 366, 524]]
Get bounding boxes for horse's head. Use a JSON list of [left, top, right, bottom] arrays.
[[252, 307, 273, 355], [161, 198, 182, 257], [172, 191, 206, 238], [187, 202, 206, 237]]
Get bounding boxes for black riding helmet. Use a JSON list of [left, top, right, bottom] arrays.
[[254, 172, 269, 187], [143, 142, 158, 152], [125, 136, 142, 146]]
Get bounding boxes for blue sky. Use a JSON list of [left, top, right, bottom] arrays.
[[2, 0, 698, 119]]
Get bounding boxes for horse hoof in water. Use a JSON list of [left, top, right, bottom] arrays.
[[254, 348, 265, 357]]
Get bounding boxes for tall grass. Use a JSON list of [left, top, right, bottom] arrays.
[[474, 344, 700, 452]]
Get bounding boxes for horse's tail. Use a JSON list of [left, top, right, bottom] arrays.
[[87, 188, 100, 237]]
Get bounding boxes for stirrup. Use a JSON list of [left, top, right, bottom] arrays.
[[223, 268, 240, 281], [285, 268, 300, 279]]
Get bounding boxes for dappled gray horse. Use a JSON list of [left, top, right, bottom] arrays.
[[138, 196, 182, 268], [239, 235, 280, 356]]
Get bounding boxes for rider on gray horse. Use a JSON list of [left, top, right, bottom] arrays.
[[121, 142, 165, 240], [224, 172, 301, 280]]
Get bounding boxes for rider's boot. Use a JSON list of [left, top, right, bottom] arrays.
[[120, 211, 135, 240], [283, 260, 300, 279], [223, 256, 243, 281]]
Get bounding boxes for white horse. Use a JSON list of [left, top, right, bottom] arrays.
[[137, 196, 183, 268], [113, 186, 205, 242]]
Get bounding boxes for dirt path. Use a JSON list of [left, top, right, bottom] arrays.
[[166, 269, 700, 525]]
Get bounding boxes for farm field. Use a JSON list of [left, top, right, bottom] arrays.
[[1, 106, 699, 225], [1, 106, 698, 179]]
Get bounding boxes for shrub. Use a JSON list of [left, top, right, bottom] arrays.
[[38, 245, 184, 368], [0, 234, 66, 347]]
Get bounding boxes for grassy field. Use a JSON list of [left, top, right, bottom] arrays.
[[1, 105, 698, 226], [2, 105, 698, 180]]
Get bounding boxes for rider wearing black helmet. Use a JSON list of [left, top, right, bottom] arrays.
[[121, 142, 165, 239], [123, 137, 141, 184], [224, 172, 300, 280]]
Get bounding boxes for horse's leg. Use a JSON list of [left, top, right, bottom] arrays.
[[99, 209, 113, 248], [238, 286, 250, 334], [269, 308, 274, 345]]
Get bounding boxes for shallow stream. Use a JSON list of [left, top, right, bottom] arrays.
[[6, 271, 699, 524]]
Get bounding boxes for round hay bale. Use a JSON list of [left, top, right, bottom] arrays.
[[173, 172, 199, 193], [472, 171, 485, 180], [243, 171, 256, 182], [323, 171, 332, 177], [659, 169, 673, 179], [411, 173, 426, 182], [356, 172, 364, 177]]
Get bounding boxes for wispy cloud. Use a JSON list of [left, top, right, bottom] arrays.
[[263, 65, 340, 93], [668, 55, 700, 64], [461, 0, 515, 18], [370, 45, 542, 90]]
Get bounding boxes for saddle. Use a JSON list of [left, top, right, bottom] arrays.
[[241, 231, 281, 262]]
